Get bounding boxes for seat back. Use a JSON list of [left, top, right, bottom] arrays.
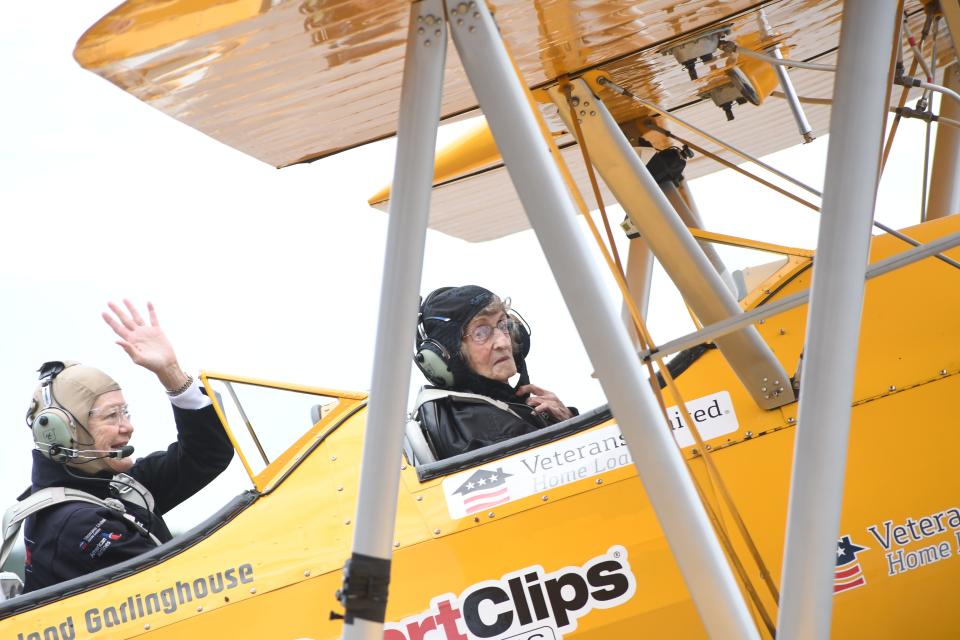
[[403, 418, 436, 466]]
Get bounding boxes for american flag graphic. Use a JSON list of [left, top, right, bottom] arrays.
[[452, 467, 513, 514], [834, 535, 868, 594]]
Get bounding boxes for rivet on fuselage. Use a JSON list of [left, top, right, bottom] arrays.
[[888, 385, 896, 392], [541, 495, 549, 501], [940, 369, 948, 375], [250, 587, 257, 594], [304, 570, 311, 577], [434, 528, 441, 535], [416, 495, 423, 501], [488, 512, 495, 518], [595, 478, 603, 485]]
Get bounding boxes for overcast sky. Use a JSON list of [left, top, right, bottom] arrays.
[[1, 1, 935, 535]]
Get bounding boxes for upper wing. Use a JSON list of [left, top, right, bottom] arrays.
[[75, 0, 952, 240]]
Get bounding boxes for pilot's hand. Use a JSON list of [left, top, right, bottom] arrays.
[[516, 384, 572, 422], [102, 300, 189, 392]]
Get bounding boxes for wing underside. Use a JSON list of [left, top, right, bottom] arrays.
[[75, 0, 954, 240]]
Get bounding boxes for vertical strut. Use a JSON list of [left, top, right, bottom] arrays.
[[772, 46, 815, 144], [621, 237, 654, 346], [340, 2, 447, 637], [660, 180, 737, 295], [446, 2, 759, 637], [777, 3, 899, 639], [927, 62, 960, 220], [549, 78, 795, 410]]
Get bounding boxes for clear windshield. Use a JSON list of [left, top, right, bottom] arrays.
[[203, 377, 345, 479]]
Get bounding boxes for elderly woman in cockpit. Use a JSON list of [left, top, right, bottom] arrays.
[[413, 285, 574, 459]]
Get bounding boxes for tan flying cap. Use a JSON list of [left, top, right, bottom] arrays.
[[29, 361, 121, 431]]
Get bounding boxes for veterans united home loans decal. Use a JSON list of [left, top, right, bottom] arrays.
[[443, 391, 739, 519], [383, 546, 636, 640], [866, 507, 960, 578], [829, 507, 960, 597]]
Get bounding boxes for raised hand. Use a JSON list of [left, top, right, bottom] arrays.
[[102, 300, 188, 392], [516, 383, 573, 422]]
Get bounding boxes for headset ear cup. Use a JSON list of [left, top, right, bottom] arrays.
[[509, 311, 531, 359], [32, 408, 76, 463], [414, 340, 457, 388]]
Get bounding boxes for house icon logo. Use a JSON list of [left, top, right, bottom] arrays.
[[452, 467, 513, 514]]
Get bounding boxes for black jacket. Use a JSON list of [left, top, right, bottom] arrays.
[[22, 402, 233, 593], [418, 393, 576, 460]]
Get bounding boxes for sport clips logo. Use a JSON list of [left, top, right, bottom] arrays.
[[384, 546, 636, 639]]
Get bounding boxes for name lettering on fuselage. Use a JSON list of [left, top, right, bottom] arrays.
[[384, 546, 635, 640], [441, 392, 739, 519], [14, 563, 255, 639]]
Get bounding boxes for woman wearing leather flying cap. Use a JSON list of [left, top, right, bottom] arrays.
[[13, 301, 233, 594], [414, 285, 575, 459]]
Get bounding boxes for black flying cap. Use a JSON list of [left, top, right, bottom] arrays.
[[419, 285, 495, 357]]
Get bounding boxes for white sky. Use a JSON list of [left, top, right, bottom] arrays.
[[0, 1, 937, 535]]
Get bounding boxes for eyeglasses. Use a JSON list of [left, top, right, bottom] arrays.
[[88, 404, 132, 426], [463, 318, 514, 345]]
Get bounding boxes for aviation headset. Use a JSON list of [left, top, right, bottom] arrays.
[[26, 361, 82, 463], [414, 286, 531, 389]]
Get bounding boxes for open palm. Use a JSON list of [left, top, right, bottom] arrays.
[[102, 300, 178, 374]]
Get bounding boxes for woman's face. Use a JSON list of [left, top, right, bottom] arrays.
[[462, 311, 517, 382], [82, 390, 135, 474]]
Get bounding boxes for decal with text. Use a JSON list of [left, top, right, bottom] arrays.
[[14, 563, 255, 640], [866, 507, 960, 577], [384, 546, 636, 640], [443, 392, 739, 519]]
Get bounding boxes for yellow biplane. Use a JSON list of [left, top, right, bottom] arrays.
[[2, 0, 960, 638]]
